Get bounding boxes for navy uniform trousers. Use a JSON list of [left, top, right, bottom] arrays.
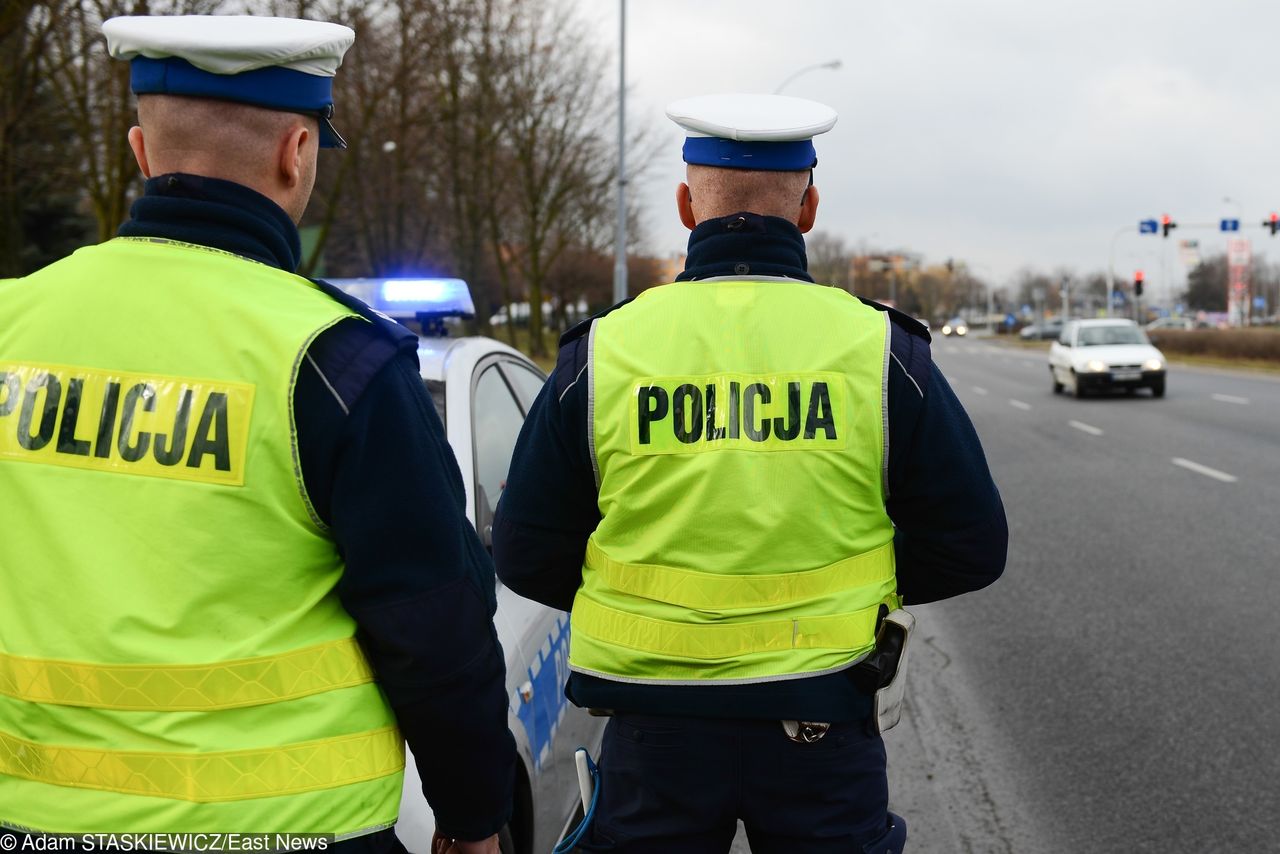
[[578, 714, 907, 853]]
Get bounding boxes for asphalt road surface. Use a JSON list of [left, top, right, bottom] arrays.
[[729, 338, 1280, 853], [888, 338, 1280, 853]]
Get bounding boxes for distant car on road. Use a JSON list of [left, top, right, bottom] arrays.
[[940, 317, 968, 337], [1048, 318, 1167, 398], [329, 278, 603, 854], [1020, 319, 1064, 341], [1145, 317, 1197, 331]]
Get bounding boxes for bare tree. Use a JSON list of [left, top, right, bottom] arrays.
[[490, 0, 617, 357], [1, 1, 85, 275], [807, 231, 853, 292], [35, 0, 228, 246]]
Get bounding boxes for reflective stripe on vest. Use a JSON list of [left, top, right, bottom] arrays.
[[572, 280, 898, 685], [571, 596, 893, 661], [0, 727, 402, 803], [0, 238, 403, 834], [0, 639, 373, 711], [584, 539, 895, 611]]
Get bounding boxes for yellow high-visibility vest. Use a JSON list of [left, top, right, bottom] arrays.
[[0, 238, 403, 834], [570, 279, 900, 684]]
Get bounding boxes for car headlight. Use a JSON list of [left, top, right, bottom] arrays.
[[942, 325, 952, 335], [1082, 360, 1108, 373], [956, 325, 968, 335], [1143, 358, 1164, 371]]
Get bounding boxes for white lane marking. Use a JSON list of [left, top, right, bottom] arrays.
[[1211, 393, 1250, 405], [1171, 457, 1238, 483], [1009, 399, 1032, 411], [1068, 420, 1103, 436], [972, 386, 989, 395]]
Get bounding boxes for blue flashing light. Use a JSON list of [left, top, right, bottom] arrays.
[[327, 277, 475, 319]]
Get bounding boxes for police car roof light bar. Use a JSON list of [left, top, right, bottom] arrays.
[[326, 277, 475, 320]]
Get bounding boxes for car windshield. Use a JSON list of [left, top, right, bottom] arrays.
[[1078, 325, 1147, 346]]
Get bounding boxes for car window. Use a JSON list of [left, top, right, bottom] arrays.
[[1078, 325, 1148, 346], [472, 363, 526, 526], [501, 362, 549, 411]]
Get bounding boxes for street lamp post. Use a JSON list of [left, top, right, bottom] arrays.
[[773, 60, 842, 95], [612, 0, 628, 305]]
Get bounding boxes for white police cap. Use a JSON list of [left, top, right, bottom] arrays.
[[103, 15, 355, 148], [666, 94, 838, 171]]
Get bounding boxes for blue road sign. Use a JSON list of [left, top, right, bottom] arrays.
[[1254, 296, 1266, 310], [1005, 313, 1017, 327], [1220, 218, 1240, 232], [1139, 219, 1159, 234]]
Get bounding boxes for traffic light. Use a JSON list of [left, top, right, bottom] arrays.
[[1134, 270, 1144, 298], [1161, 214, 1176, 238], [1266, 212, 1279, 236]]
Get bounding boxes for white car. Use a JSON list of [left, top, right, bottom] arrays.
[[1048, 318, 1167, 398], [1145, 316, 1197, 331], [330, 278, 603, 854]]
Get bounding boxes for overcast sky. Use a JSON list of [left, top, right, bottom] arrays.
[[578, 0, 1280, 300]]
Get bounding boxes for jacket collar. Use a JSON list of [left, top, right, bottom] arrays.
[[118, 173, 301, 272], [677, 212, 812, 283]]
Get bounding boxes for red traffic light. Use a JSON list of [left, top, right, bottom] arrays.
[[1134, 270, 1145, 281], [1160, 214, 1177, 237], [1268, 212, 1280, 236], [1161, 214, 1171, 225]]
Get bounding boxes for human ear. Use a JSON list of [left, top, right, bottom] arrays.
[[127, 127, 151, 178], [677, 183, 697, 230], [279, 124, 310, 188], [797, 185, 820, 233]]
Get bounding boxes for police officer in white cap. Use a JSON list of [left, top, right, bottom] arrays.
[[493, 94, 1008, 852], [0, 16, 513, 854]]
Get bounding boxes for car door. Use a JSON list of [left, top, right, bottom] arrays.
[[485, 360, 600, 838], [1049, 322, 1070, 380], [470, 355, 584, 850]]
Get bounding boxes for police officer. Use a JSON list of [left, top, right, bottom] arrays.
[[493, 94, 1008, 853], [0, 16, 512, 854]]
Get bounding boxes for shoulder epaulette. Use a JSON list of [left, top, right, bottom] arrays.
[[856, 297, 932, 343], [310, 277, 418, 351], [559, 297, 635, 347]]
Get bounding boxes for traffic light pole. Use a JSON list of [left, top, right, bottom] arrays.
[[1106, 224, 1136, 319], [1111, 219, 1273, 319]]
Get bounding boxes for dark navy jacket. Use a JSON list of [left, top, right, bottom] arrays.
[[492, 212, 1007, 723], [118, 174, 514, 842]]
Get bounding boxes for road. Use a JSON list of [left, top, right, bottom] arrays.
[[725, 338, 1280, 852], [880, 338, 1280, 853]]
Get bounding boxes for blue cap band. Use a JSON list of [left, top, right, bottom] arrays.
[[682, 137, 817, 171], [130, 57, 344, 147]]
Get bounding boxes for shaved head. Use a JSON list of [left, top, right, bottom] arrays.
[[685, 164, 812, 223], [130, 95, 319, 222]]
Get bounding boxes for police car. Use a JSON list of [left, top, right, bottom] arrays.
[[329, 278, 603, 854]]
